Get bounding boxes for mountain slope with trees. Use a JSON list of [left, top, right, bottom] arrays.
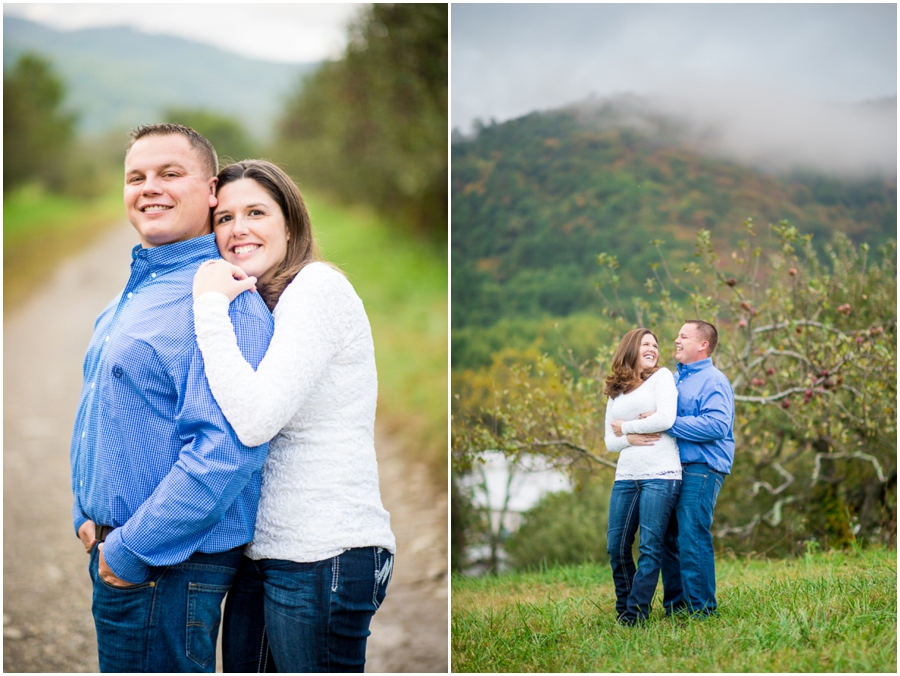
[[451, 105, 896, 334]]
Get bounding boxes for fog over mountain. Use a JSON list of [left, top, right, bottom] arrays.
[[565, 88, 897, 179], [453, 3, 897, 179]]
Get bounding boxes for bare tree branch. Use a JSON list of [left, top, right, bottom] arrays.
[[752, 462, 794, 496], [811, 452, 887, 484], [716, 515, 761, 538], [764, 495, 801, 527], [736, 386, 813, 404], [510, 439, 619, 470], [753, 319, 846, 337]]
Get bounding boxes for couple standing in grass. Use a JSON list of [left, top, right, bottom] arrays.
[[603, 321, 735, 625]]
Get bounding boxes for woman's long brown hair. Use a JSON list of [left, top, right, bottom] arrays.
[[216, 160, 328, 311], [603, 328, 660, 398]]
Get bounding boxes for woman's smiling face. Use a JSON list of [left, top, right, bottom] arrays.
[[213, 178, 289, 287], [637, 333, 659, 374]]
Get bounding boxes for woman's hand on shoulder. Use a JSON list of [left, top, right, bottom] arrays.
[[193, 259, 257, 302]]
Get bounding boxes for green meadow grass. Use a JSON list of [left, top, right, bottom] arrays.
[[452, 546, 897, 672], [4, 186, 448, 480]]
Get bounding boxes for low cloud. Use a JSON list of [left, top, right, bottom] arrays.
[[569, 82, 897, 179]]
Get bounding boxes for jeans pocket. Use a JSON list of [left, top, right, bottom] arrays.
[[186, 582, 230, 669], [373, 549, 393, 610], [93, 555, 162, 592], [97, 576, 157, 592]]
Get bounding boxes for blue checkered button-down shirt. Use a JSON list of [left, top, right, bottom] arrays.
[[669, 358, 736, 474], [70, 234, 274, 583]]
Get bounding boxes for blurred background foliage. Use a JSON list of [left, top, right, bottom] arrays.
[[3, 3, 448, 479], [4, 53, 77, 193], [165, 107, 259, 166], [276, 3, 447, 240]]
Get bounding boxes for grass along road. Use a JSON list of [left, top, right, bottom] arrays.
[[451, 546, 896, 672]]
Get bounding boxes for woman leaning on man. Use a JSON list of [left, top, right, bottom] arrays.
[[603, 328, 682, 626]]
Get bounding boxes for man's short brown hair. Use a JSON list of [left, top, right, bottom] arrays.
[[126, 123, 218, 178], [684, 319, 718, 355]]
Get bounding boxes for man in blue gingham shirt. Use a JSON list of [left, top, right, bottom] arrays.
[[70, 124, 274, 672]]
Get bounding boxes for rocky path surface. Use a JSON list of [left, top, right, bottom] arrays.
[[3, 221, 448, 672]]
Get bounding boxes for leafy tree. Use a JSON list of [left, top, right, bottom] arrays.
[[165, 108, 257, 167], [3, 53, 76, 191], [453, 224, 896, 557], [274, 3, 447, 239]]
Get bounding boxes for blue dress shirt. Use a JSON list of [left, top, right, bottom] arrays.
[[668, 358, 736, 474], [70, 234, 274, 583]]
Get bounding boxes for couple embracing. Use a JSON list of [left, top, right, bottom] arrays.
[[603, 321, 735, 626], [71, 123, 394, 672]]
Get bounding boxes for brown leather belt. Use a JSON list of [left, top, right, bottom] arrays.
[[96, 525, 116, 543]]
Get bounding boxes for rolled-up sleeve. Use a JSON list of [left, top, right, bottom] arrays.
[[669, 385, 732, 442]]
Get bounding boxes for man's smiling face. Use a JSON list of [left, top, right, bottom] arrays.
[[675, 322, 708, 364], [124, 134, 217, 248]]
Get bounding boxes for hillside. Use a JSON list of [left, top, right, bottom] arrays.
[[3, 17, 317, 140], [451, 103, 896, 331]]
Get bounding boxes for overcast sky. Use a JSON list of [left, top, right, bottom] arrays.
[[452, 3, 897, 175], [3, 3, 366, 63]]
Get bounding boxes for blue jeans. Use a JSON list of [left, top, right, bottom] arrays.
[[662, 462, 725, 616], [222, 547, 393, 673], [607, 478, 681, 622], [89, 544, 243, 672]]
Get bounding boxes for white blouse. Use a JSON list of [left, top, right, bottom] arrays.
[[193, 262, 395, 562], [604, 367, 682, 481]]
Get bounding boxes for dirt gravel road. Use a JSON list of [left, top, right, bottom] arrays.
[[3, 221, 448, 672]]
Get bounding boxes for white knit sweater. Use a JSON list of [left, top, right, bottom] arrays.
[[193, 262, 395, 562], [604, 367, 682, 481]]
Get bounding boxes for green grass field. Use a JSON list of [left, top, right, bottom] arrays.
[[452, 546, 897, 672], [4, 185, 448, 480]]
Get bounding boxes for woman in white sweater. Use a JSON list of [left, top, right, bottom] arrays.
[[603, 328, 681, 626], [191, 160, 395, 672]]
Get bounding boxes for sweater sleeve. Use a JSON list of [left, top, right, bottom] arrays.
[[193, 265, 351, 447], [621, 369, 678, 435], [604, 396, 630, 453]]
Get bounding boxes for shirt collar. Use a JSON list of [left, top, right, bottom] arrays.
[[676, 357, 713, 374], [131, 233, 219, 275]]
